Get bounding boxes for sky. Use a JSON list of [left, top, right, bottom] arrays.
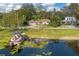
[[0, 3, 70, 12], [40, 3, 70, 11]]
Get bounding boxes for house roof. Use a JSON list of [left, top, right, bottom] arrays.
[[29, 19, 50, 23], [63, 17, 76, 22]]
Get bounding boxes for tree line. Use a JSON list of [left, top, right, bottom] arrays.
[[0, 3, 79, 28]]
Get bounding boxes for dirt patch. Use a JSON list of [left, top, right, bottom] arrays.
[[59, 37, 79, 40]]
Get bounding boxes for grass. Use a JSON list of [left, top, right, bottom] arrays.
[[0, 29, 79, 49], [24, 29, 79, 39], [0, 30, 12, 49]]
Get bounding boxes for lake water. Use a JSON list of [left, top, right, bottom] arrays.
[[0, 40, 79, 56]]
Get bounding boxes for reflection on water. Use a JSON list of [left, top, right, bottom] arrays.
[[67, 40, 79, 54], [0, 39, 79, 56]]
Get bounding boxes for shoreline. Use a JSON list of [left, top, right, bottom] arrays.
[[31, 37, 79, 40]]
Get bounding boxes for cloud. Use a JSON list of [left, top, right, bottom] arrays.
[[7, 4, 14, 8], [6, 4, 21, 10], [0, 3, 22, 12], [65, 3, 70, 6], [14, 5, 21, 10], [41, 3, 55, 7], [0, 4, 8, 12], [47, 6, 61, 11], [40, 3, 61, 11], [0, 4, 8, 7]]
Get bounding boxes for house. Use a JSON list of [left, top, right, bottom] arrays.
[[61, 17, 77, 25], [28, 19, 50, 26]]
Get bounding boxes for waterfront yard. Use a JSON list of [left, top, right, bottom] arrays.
[[0, 29, 79, 49]]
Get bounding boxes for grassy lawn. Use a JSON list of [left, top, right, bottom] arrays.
[[0, 30, 12, 49], [0, 29, 79, 49], [25, 29, 79, 39]]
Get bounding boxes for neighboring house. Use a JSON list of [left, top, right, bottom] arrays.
[[28, 19, 50, 26], [61, 17, 77, 25]]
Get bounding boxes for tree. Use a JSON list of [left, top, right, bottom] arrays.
[[2, 12, 17, 28], [1, 10, 25, 28], [50, 15, 61, 27], [0, 3, 36, 28], [49, 11, 64, 27], [68, 3, 78, 16], [21, 3, 36, 25], [62, 3, 79, 17], [32, 10, 48, 20], [0, 13, 3, 26]]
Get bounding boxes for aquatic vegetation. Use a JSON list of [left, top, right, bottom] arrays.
[[22, 40, 48, 48], [9, 40, 48, 55], [0, 54, 5, 56], [35, 51, 53, 56], [22, 41, 32, 47], [42, 51, 53, 56], [10, 45, 21, 54]]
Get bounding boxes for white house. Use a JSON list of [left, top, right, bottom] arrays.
[[61, 17, 77, 25]]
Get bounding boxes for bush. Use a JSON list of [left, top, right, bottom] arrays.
[[50, 15, 61, 27]]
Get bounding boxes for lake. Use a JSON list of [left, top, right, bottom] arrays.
[[0, 40, 79, 56]]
